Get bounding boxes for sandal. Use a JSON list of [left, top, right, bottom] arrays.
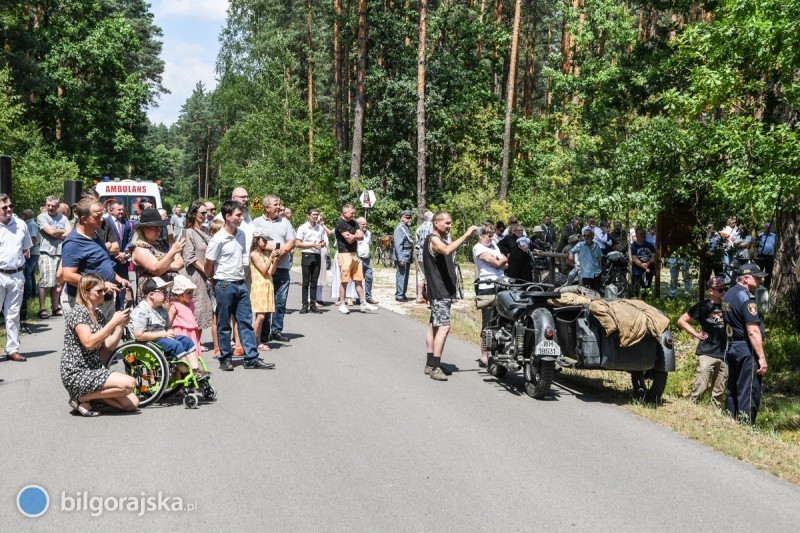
[[257, 343, 272, 351], [38, 310, 50, 319], [52, 308, 64, 317], [478, 357, 488, 368], [69, 399, 100, 417]]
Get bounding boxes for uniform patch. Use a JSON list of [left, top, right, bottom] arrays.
[[747, 303, 758, 316]]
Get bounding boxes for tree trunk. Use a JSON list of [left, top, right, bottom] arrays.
[[205, 127, 211, 199], [307, 0, 315, 167], [349, 0, 368, 190], [492, 0, 503, 96], [500, 0, 523, 200], [334, 0, 345, 179], [416, 0, 427, 219], [771, 203, 800, 327], [522, 7, 537, 118]]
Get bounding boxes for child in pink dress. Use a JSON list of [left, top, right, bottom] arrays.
[[168, 275, 203, 360]]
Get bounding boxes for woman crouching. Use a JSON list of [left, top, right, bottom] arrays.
[[61, 274, 139, 417]]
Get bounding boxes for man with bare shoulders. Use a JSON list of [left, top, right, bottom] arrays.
[[422, 211, 478, 381]]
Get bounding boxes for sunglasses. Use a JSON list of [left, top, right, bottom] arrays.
[[0, 204, 13, 210], [198, 211, 207, 216], [710, 288, 726, 293], [91, 287, 106, 295]]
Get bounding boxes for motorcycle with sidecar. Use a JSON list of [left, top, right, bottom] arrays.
[[478, 277, 675, 402]]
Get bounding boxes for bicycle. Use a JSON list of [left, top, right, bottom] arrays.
[[453, 262, 465, 300], [372, 235, 394, 267]]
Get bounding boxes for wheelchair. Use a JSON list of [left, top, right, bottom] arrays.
[[104, 326, 216, 409]]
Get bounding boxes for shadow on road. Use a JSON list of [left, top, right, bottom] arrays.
[[20, 349, 57, 359]]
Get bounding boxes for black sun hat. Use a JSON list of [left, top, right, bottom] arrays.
[[137, 208, 167, 227]]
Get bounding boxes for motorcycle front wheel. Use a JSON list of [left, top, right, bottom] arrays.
[[524, 359, 554, 399]]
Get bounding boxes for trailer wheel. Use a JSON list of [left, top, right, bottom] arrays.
[[630, 370, 668, 403]]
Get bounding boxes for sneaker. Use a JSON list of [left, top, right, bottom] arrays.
[[424, 365, 452, 376], [271, 332, 290, 343], [299, 307, 309, 314], [429, 367, 449, 381], [360, 302, 379, 312], [339, 304, 350, 314], [219, 358, 234, 372], [310, 306, 322, 314], [243, 358, 275, 370]]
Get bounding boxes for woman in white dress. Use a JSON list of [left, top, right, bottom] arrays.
[[316, 216, 337, 304]]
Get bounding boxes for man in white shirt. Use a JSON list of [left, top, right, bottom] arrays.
[[0, 194, 32, 362], [253, 194, 295, 342], [357, 217, 378, 305], [294, 206, 326, 313], [36, 195, 68, 317], [204, 200, 274, 372]]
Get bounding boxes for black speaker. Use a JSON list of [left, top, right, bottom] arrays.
[[0, 156, 10, 199], [64, 180, 82, 206]]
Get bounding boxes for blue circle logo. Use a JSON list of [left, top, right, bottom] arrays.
[[17, 485, 49, 518]]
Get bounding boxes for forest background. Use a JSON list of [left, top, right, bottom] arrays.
[[1, 0, 799, 321]]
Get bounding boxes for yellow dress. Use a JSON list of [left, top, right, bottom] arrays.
[[249, 255, 275, 313]]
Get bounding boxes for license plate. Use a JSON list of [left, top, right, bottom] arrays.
[[535, 340, 561, 356]]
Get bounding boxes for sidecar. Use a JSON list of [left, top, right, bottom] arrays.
[[548, 289, 675, 402]]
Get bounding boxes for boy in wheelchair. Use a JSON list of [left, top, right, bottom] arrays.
[[130, 277, 210, 381]]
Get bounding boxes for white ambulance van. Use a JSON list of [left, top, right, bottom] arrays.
[[94, 179, 163, 220]]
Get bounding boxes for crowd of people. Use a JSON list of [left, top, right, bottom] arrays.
[[0, 187, 393, 415], [0, 194, 771, 421]]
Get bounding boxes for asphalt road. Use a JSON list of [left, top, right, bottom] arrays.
[[1, 283, 799, 531]]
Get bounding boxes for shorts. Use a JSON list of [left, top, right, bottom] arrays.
[[429, 298, 453, 327], [38, 253, 60, 288], [337, 252, 364, 282]]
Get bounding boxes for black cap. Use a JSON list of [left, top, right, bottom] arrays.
[[137, 208, 167, 227], [737, 263, 767, 278]]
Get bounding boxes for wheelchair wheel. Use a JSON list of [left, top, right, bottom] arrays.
[[106, 342, 169, 407], [202, 384, 217, 400], [184, 393, 199, 409]]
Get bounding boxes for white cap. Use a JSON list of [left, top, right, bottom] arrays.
[[171, 274, 197, 294]]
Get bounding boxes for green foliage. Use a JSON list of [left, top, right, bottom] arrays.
[[0, 68, 80, 211]]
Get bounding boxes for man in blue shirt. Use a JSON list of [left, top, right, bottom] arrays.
[[721, 263, 768, 425], [755, 222, 775, 289], [58, 199, 129, 321], [569, 229, 602, 291]]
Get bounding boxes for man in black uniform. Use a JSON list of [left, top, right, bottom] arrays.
[[422, 211, 478, 381], [721, 263, 768, 424]]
